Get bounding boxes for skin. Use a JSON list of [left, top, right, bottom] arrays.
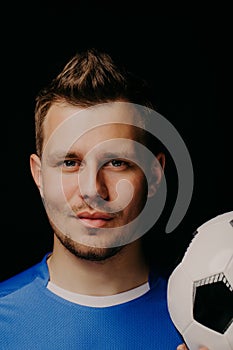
[[30, 102, 164, 295], [30, 102, 209, 350]]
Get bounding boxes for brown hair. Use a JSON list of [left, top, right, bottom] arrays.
[[34, 48, 154, 157]]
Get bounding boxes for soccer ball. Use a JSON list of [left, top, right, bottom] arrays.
[[167, 211, 233, 350]]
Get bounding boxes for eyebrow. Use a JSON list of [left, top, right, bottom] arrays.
[[47, 150, 138, 161], [45, 151, 82, 162], [100, 149, 144, 163], [98, 152, 135, 159]]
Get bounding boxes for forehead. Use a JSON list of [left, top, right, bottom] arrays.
[[43, 102, 145, 150]]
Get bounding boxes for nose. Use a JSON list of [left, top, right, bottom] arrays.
[[78, 162, 108, 202]]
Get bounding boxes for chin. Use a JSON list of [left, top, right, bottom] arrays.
[[73, 246, 123, 262], [57, 232, 123, 261]]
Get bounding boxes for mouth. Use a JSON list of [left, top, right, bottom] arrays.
[[77, 211, 114, 228]]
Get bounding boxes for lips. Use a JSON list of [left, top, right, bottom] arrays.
[[77, 211, 113, 228]]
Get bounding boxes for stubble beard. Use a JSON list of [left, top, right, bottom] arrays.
[[45, 201, 125, 261], [56, 232, 123, 262]]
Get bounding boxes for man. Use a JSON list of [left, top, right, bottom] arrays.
[[0, 48, 208, 349]]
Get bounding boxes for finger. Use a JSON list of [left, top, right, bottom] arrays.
[[177, 344, 209, 350], [177, 344, 187, 350]]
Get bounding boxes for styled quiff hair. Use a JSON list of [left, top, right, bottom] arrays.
[[34, 48, 154, 157]]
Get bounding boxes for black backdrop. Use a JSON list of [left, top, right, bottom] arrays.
[[3, 4, 232, 281]]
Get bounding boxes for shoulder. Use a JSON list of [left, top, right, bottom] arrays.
[[0, 253, 50, 298]]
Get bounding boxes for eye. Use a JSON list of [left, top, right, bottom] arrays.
[[58, 159, 82, 172], [63, 160, 78, 167], [111, 160, 126, 167], [104, 159, 130, 169]]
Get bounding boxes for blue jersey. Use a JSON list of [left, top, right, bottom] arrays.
[[0, 254, 183, 349]]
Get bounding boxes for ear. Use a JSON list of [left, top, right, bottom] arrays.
[[147, 152, 165, 198], [30, 154, 44, 198]]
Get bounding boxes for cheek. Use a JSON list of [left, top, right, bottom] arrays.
[[110, 172, 147, 210], [131, 175, 148, 204], [42, 171, 77, 203], [107, 178, 119, 200], [106, 175, 135, 203], [61, 174, 79, 201]]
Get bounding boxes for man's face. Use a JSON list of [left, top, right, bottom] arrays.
[[31, 102, 162, 259]]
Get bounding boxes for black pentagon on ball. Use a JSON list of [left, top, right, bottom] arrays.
[[193, 279, 233, 334]]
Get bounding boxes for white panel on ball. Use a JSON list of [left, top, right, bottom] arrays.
[[167, 211, 233, 350]]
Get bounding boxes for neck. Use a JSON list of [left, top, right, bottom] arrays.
[[47, 235, 149, 296]]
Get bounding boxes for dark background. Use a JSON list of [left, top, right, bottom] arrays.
[[3, 3, 232, 281]]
